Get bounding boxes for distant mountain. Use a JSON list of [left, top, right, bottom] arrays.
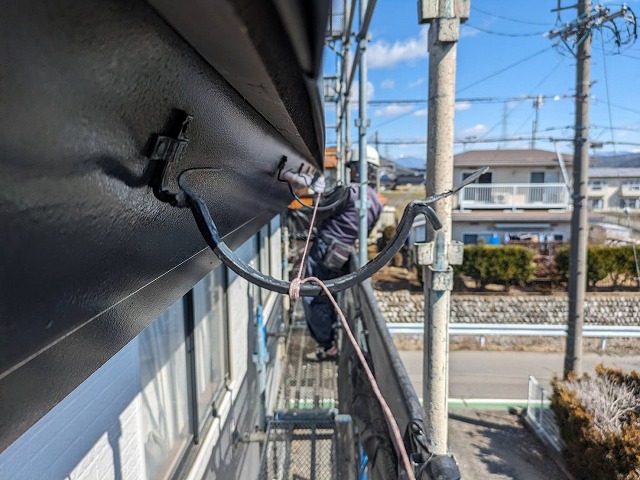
[[390, 156, 425, 170], [591, 152, 640, 168]]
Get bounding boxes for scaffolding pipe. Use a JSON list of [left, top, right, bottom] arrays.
[[357, 0, 369, 267]]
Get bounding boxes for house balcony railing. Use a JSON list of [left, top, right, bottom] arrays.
[[458, 183, 570, 210], [621, 184, 640, 197]]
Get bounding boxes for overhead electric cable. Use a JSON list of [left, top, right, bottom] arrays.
[[471, 5, 550, 26], [457, 46, 554, 94], [464, 23, 548, 37], [475, 57, 566, 141], [371, 47, 557, 131], [593, 97, 640, 116]]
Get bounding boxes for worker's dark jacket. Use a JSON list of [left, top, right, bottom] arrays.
[[303, 184, 383, 349]]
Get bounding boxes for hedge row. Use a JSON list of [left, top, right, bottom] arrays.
[[555, 245, 639, 288], [454, 245, 535, 289], [455, 245, 638, 289], [552, 365, 640, 480]]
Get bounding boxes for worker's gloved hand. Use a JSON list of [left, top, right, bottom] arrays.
[[310, 175, 325, 194], [282, 170, 325, 193]]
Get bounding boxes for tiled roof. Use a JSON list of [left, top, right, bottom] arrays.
[[589, 167, 640, 178], [454, 149, 573, 167]]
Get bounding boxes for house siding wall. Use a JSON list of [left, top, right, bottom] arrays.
[[452, 221, 572, 243], [455, 165, 564, 184], [0, 222, 284, 480], [0, 337, 145, 480]]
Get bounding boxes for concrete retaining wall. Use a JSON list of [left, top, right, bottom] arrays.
[[374, 291, 640, 325]]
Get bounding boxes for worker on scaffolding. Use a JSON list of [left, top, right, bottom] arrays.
[[301, 152, 383, 361]]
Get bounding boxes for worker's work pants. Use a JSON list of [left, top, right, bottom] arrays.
[[301, 237, 341, 349]]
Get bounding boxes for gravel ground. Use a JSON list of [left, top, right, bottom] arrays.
[[448, 409, 566, 480]]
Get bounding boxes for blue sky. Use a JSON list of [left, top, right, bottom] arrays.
[[323, 0, 640, 162]]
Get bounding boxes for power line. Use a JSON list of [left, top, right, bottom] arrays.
[[457, 46, 555, 94], [475, 57, 567, 142], [368, 93, 575, 106], [464, 23, 548, 37], [372, 136, 575, 145], [470, 5, 551, 26], [370, 47, 558, 130], [372, 136, 640, 147], [592, 97, 640, 116]]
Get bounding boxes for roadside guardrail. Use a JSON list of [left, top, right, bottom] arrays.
[[387, 323, 640, 338]]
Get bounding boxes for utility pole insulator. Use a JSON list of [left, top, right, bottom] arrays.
[[414, 241, 464, 266], [418, 0, 470, 23], [429, 17, 461, 43]]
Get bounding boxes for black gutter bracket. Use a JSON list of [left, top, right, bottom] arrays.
[[150, 110, 193, 206], [148, 116, 488, 296]]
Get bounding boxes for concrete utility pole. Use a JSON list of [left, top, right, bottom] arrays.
[[548, 0, 630, 378], [565, 0, 591, 378], [418, 0, 468, 457]]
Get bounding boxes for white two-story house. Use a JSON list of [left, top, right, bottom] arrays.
[[452, 149, 573, 244], [588, 168, 640, 210]]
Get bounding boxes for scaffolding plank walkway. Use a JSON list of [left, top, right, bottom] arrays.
[[259, 308, 342, 480], [277, 324, 339, 411]]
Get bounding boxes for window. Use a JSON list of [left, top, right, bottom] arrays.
[[589, 180, 605, 190], [258, 224, 271, 304], [590, 198, 604, 209], [135, 218, 276, 477], [530, 172, 545, 184], [622, 198, 640, 209], [462, 171, 492, 183], [139, 300, 191, 480], [530, 171, 560, 184], [623, 180, 640, 192], [270, 215, 282, 281], [462, 234, 478, 245], [193, 265, 228, 430]]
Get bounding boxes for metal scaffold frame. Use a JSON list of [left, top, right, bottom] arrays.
[[324, 0, 377, 267]]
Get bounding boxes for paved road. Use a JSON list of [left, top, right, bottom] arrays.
[[398, 350, 640, 479], [399, 350, 640, 400]]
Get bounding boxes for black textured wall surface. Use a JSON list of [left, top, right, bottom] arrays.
[[0, 0, 322, 451]]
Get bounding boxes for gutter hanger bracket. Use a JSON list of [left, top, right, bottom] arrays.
[[149, 117, 487, 296], [150, 110, 193, 205]]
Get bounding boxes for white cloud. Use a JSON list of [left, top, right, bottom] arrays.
[[414, 109, 428, 117], [459, 124, 489, 137], [381, 79, 395, 89], [460, 25, 482, 39], [408, 77, 426, 88], [455, 101, 471, 111], [374, 104, 414, 117], [368, 28, 429, 69], [349, 81, 375, 105]]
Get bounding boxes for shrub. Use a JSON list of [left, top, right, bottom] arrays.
[[554, 245, 638, 289], [551, 366, 640, 479], [455, 245, 534, 290]]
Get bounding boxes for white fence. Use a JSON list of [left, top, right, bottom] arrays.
[[459, 183, 569, 210], [526, 376, 564, 452]]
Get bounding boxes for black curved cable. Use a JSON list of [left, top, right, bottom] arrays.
[[174, 166, 488, 297]]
